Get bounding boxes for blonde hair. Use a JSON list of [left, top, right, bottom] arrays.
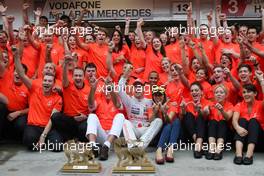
[[214, 84, 228, 96]]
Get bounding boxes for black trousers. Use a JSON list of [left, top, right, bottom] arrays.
[[0, 102, 8, 138], [51, 112, 87, 142], [256, 129, 264, 151], [234, 118, 260, 144], [208, 120, 227, 140], [183, 112, 206, 140], [23, 125, 63, 152], [0, 102, 27, 140]]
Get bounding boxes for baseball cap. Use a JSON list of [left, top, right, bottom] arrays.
[[133, 78, 145, 86]]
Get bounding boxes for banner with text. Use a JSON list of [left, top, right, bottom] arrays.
[[34, 0, 153, 21]]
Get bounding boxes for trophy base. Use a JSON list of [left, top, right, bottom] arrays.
[[112, 163, 155, 173], [61, 162, 101, 173]]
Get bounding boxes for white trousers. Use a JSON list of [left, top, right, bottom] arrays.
[[122, 118, 163, 149], [86, 113, 125, 144]]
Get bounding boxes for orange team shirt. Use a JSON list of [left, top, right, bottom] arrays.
[[251, 42, 264, 72], [168, 43, 194, 65], [130, 44, 146, 79], [147, 102, 179, 122], [187, 70, 196, 84], [234, 100, 263, 121], [27, 81, 62, 127], [184, 97, 211, 117], [70, 48, 87, 68], [1, 80, 29, 112], [212, 82, 237, 105], [85, 43, 109, 78], [112, 45, 130, 80], [178, 45, 195, 65], [37, 42, 64, 78], [143, 45, 163, 81], [21, 44, 39, 78], [165, 42, 180, 64], [55, 66, 75, 82], [63, 82, 90, 117], [94, 95, 123, 130], [159, 72, 169, 85], [214, 40, 240, 64], [84, 79, 105, 100], [257, 102, 264, 130], [199, 81, 214, 100], [165, 81, 184, 104], [0, 70, 28, 111], [193, 38, 215, 64], [209, 101, 233, 121]]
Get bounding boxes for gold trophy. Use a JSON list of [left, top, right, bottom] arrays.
[[61, 140, 101, 173], [112, 137, 155, 173]]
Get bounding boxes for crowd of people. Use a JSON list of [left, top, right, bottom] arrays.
[[0, 2, 264, 166]]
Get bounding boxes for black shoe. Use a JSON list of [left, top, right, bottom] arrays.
[[205, 152, 214, 160], [193, 151, 203, 159], [99, 145, 109, 161], [243, 157, 253, 165], [213, 152, 223, 160], [233, 156, 243, 165]]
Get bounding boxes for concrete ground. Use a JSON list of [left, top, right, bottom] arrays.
[[0, 143, 264, 176]]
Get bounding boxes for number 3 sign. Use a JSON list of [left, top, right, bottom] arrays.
[[222, 0, 263, 18]]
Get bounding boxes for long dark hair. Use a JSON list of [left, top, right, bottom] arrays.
[[152, 37, 166, 57], [111, 29, 123, 53]]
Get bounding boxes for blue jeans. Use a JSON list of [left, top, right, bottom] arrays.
[[157, 118, 181, 150]]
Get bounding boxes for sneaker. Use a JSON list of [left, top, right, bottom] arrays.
[[193, 151, 203, 159], [205, 152, 214, 160], [233, 156, 243, 165], [99, 145, 109, 161], [243, 157, 253, 165]]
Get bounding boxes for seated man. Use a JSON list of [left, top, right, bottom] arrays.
[[13, 45, 63, 151], [86, 76, 125, 160], [0, 64, 29, 140], [118, 64, 163, 149]]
